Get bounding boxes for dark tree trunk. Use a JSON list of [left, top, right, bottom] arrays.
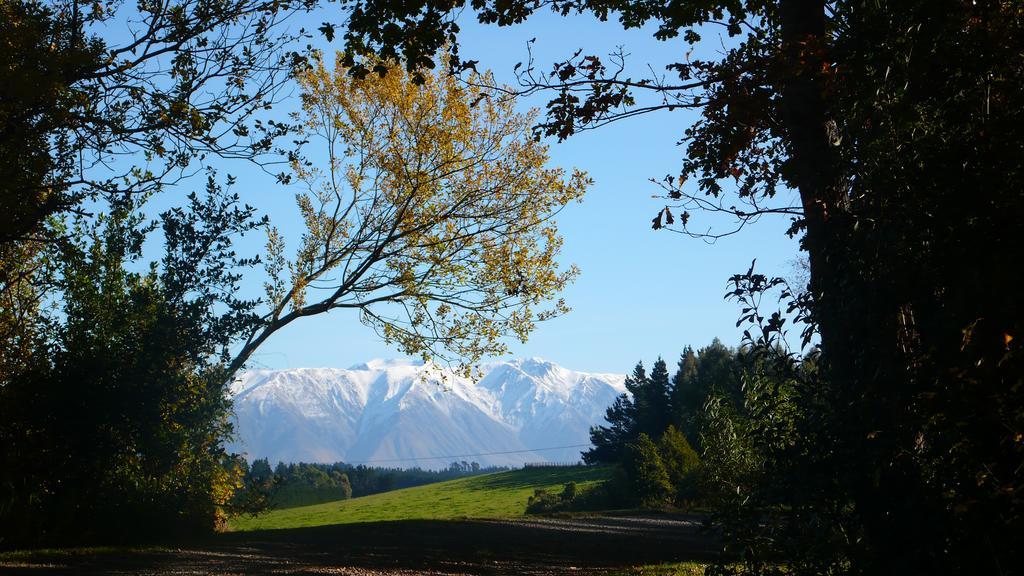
[[777, 0, 913, 571], [776, 2, 972, 572]]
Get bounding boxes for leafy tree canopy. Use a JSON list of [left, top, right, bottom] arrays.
[[231, 53, 590, 374], [0, 178, 265, 545]]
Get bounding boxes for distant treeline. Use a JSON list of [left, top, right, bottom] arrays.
[[235, 458, 509, 510]]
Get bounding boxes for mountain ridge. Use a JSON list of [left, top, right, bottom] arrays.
[[228, 358, 625, 467]]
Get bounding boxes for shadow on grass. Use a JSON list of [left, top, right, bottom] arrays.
[[461, 465, 613, 491], [1, 516, 716, 575]]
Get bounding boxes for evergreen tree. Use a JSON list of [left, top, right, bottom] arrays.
[[249, 459, 273, 484], [583, 362, 645, 464], [697, 339, 741, 405], [583, 394, 636, 464], [670, 347, 699, 429], [641, 357, 672, 438], [623, 361, 648, 402], [669, 340, 744, 450]]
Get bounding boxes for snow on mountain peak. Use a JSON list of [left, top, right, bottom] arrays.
[[228, 358, 625, 467]]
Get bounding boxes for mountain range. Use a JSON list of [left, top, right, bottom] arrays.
[[227, 358, 626, 467]]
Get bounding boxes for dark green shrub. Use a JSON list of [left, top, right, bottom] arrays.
[[658, 425, 701, 505], [526, 488, 563, 514], [623, 433, 674, 507], [560, 481, 578, 502], [526, 481, 586, 514]]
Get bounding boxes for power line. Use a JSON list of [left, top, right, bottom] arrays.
[[342, 443, 592, 465]]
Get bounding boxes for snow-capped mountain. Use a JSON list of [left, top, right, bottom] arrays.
[[228, 358, 626, 467]]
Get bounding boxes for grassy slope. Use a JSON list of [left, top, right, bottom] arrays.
[[229, 465, 610, 531]]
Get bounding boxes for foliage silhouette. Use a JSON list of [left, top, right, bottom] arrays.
[[332, 1, 1024, 573]]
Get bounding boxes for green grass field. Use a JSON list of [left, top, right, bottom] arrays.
[[611, 563, 706, 576], [2, 467, 713, 575], [229, 465, 611, 531]]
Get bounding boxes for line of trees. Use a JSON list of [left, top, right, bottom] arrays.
[[234, 458, 506, 510], [586, 339, 744, 464], [583, 340, 755, 508]]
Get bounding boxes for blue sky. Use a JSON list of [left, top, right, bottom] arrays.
[[203, 9, 803, 374]]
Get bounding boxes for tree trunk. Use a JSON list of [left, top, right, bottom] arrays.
[[777, 2, 941, 571], [777, 0, 890, 567], [777, 0, 846, 366]]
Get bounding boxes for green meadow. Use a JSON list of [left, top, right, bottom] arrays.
[[229, 465, 611, 531]]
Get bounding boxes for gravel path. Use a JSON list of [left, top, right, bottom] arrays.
[[0, 515, 716, 575]]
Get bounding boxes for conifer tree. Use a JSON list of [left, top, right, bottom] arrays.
[[697, 339, 741, 404], [249, 459, 273, 484], [623, 361, 648, 400], [583, 394, 635, 464], [670, 346, 699, 428], [583, 361, 645, 464], [674, 339, 743, 449], [640, 357, 672, 438]]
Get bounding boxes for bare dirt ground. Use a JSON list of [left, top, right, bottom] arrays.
[[0, 515, 716, 575]]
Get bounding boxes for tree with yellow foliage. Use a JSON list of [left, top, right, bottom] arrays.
[[229, 55, 590, 374]]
